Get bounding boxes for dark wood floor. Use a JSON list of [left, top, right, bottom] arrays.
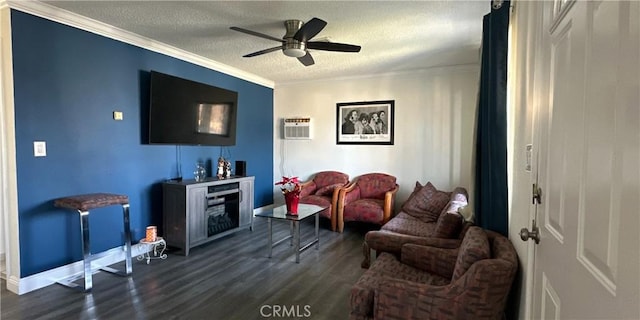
[[1, 218, 376, 320]]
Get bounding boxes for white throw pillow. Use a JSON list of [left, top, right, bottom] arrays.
[[458, 205, 475, 222]]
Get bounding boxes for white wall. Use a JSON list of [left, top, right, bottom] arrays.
[[506, 1, 540, 318], [0, 7, 5, 265], [1, 6, 21, 291], [273, 65, 479, 208]]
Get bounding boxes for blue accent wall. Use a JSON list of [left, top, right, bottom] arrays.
[[11, 10, 274, 277]]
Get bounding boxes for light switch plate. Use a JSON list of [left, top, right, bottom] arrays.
[[113, 111, 123, 120], [34, 141, 46, 157]]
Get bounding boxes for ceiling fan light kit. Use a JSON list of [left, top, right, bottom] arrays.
[[283, 41, 306, 58], [230, 17, 361, 66]]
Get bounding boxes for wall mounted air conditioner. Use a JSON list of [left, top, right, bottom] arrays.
[[283, 118, 312, 140]]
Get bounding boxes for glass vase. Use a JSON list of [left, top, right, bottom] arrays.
[[284, 192, 299, 215], [194, 162, 207, 182]]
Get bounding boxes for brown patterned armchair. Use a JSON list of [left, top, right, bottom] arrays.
[[336, 173, 399, 233], [350, 226, 518, 320], [299, 171, 349, 231]]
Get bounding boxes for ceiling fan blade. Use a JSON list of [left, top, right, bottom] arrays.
[[230, 26, 284, 43], [293, 18, 327, 42], [307, 42, 361, 52], [297, 52, 315, 66], [243, 46, 282, 57]]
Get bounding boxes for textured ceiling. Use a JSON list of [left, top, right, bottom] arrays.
[[39, 1, 490, 85]]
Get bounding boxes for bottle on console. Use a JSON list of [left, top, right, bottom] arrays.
[[217, 157, 225, 179], [224, 160, 232, 178]]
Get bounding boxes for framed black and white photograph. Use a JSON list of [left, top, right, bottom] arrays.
[[336, 100, 394, 145]]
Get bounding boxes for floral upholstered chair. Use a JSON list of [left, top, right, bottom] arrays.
[[299, 171, 349, 231], [336, 173, 399, 233]]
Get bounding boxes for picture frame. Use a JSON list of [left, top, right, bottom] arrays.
[[336, 100, 394, 145]]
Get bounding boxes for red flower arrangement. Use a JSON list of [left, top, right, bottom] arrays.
[[275, 176, 301, 214], [275, 176, 301, 193]]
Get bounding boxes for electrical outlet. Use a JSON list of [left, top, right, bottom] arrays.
[[113, 111, 123, 121], [34, 141, 46, 157]]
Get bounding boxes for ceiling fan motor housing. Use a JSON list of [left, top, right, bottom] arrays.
[[283, 20, 306, 57], [231, 17, 360, 66]]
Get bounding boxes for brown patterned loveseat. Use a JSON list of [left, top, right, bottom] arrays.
[[361, 182, 470, 268], [350, 226, 518, 320]]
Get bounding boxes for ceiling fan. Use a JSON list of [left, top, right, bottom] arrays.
[[230, 18, 361, 66]]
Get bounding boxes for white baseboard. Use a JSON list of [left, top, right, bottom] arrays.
[[6, 243, 146, 295], [0, 252, 5, 280], [8, 205, 272, 295]]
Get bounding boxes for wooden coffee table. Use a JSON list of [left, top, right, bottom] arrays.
[[255, 204, 327, 263]]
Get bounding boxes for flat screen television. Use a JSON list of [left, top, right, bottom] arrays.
[[148, 71, 238, 146]]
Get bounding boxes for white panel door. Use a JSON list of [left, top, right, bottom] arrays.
[[531, 0, 639, 319]]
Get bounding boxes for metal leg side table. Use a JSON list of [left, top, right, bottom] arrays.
[[257, 204, 325, 263], [54, 193, 133, 292]]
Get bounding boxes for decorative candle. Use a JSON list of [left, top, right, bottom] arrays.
[[146, 226, 157, 242]]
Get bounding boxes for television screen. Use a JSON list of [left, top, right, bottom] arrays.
[[196, 103, 231, 135], [148, 71, 238, 146]]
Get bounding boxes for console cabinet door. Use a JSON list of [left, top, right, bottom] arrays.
[[239, 179, 254, 228], [188, 186, 207, 244]]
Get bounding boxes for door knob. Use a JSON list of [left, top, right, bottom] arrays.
[[520, 226, 540, 244]]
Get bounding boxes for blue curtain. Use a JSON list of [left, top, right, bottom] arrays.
[[475, 1, 510, 236]]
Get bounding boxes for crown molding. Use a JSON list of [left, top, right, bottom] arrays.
[[275, 63, 480, 88], [4, 0, 275, 88]]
